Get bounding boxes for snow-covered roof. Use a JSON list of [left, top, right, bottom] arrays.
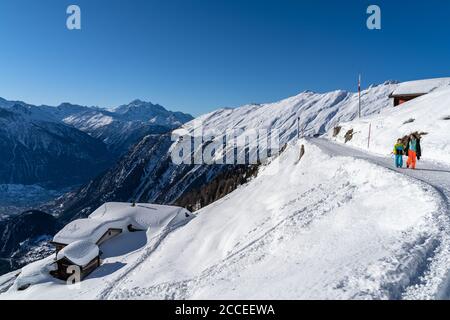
[[53, 202, 192, 245], [56, 240, 99, 266], [391, 78, 450, 96], [53, 218, 125, 246]]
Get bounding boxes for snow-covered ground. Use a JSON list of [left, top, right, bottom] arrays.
[[0, 140, 443, 299], [329, 81, 450, 166], [311, 138, 450, 299]]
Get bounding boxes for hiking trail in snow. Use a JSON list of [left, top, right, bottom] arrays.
[[311, 137, 450, 299]]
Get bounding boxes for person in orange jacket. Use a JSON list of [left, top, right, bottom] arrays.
[[404, 134, 422, 169]]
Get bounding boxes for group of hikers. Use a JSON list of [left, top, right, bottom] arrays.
[[392, 133, 422, 169]]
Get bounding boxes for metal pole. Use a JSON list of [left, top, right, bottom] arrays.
[[358, 74, 361, 118]]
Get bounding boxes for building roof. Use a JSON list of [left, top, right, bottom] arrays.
[[56, 240, 99, 267], [53, 202, 192, 245], [390, 78, 450, 97]]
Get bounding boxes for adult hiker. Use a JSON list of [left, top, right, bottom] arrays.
[[392, 139, 405, 168], [405, 133, 422, 169]]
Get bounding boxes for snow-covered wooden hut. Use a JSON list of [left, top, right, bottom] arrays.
[[50, 202, 193, 280], [53, 240, 100, 280], [389, 78, 450, 107]]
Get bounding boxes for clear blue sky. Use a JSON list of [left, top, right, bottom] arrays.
[[0, 0, 449, 116]]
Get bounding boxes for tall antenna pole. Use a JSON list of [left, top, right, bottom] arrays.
[[358, 74, 361, 118]]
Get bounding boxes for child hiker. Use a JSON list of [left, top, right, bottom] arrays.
[[393, 139, 405, 168]]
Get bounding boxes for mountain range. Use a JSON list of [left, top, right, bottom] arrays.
[[0, 98, 193, 192]]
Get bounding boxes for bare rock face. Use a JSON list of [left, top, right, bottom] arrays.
[[344, 129, 354, 143], [333, 126, 342, 137], [298, 144, 305, 161]]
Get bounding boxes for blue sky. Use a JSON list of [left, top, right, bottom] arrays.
[[0, 0, 449, 116]]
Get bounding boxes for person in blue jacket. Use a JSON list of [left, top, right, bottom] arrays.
[[393, 139, 405, 168]]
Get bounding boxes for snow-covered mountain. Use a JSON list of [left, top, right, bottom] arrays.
[[0, 99, 193, 155], [62, 100, 193, 155], [2, 77, 450, 299], [0, 98, 192, 192], [184, 81, 398, 143], [0, 104, 113, 188]]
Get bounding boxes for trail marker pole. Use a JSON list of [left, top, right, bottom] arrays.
[[297, 117, 300, 139], [358, 74, 362, 118]]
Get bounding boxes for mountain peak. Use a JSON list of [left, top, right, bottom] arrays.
[[129, 99, 147, 105]]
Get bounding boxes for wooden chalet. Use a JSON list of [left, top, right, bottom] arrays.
[[50, 228, 123, 280], [388, 92, 426, 107]]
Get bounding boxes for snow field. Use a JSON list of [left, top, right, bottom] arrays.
[[99, 142, 440, 299]]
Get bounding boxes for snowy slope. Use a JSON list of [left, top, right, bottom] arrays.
[[177, 82, 398, 148], [329, 82, 450, 165], [0, 141, 442, 299]]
